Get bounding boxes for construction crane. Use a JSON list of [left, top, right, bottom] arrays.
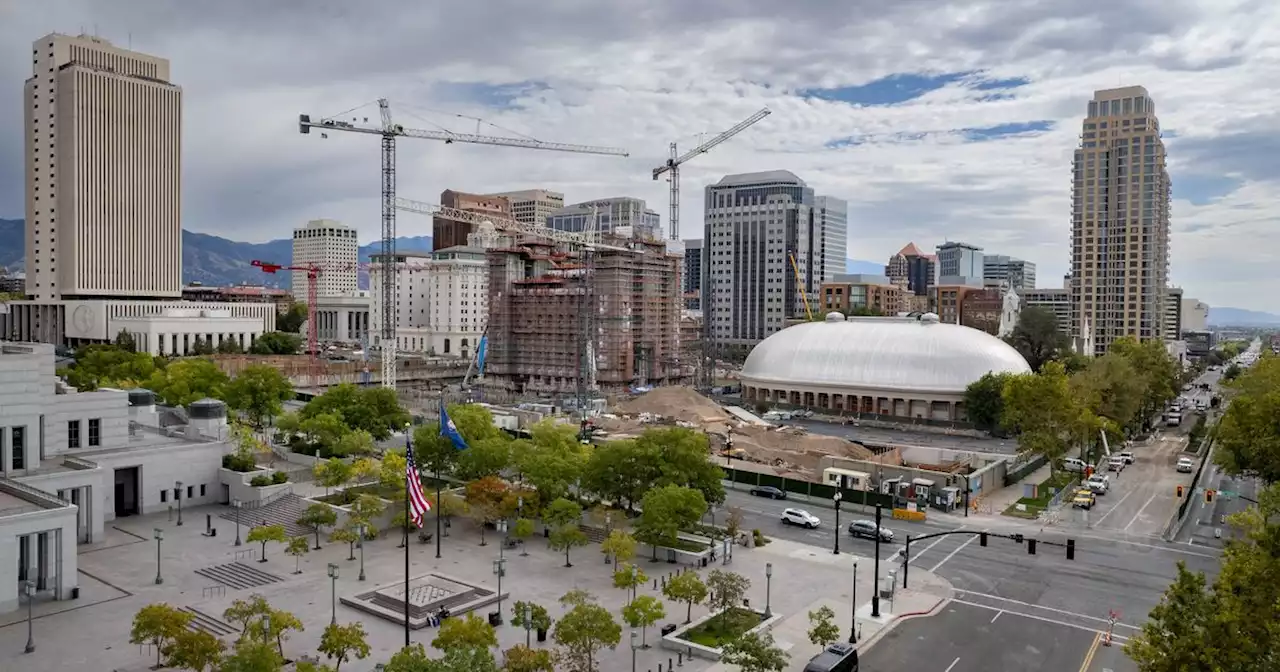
[[251, 260, 323, 387], [394, 197, 628, 252], [652, 108, 771, 240], [299, 98, 629, 390]]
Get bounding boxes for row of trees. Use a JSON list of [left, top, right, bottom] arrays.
[[964, 335, 1182, 472], [1127, 352, 1280, 669]]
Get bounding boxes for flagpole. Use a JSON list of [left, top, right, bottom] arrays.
[[435, 467, 443, 560], [404, 427, 412, 647]]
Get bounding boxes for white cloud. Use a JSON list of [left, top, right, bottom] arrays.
[[1, 0, 1278, 310]]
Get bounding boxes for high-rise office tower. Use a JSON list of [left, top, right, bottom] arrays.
[[24, 33, 183, 301], [1070, 86, 1171, 354], [433, 190, 511, 251], [482, 189, 564, 226], [682, 238, 703, 310], [703, 170, 815, 345], [547, 197, 660, 239], [291, 219, 359, 298], [936, 241, 984, 282], [983, 255, 1037, 290], [814, 196, 848, 285]]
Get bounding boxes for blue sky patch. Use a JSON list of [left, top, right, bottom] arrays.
[[964, 120, 1054, 140], [971, 76, 1030, 91], [800, 72, 972, 106], [1175, 174, 1244, 206], [434, 81, 549, 109]]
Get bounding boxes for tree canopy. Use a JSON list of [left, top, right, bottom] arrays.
[[1215, 357, 1280, 484], [1004, 305, 1069, 372], [301, 383, 409, 440]]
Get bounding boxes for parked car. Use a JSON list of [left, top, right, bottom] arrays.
[[1086, 474, 1110, 494], [1177, 457, 1195, 473], [1118, 451, 1135, 464], [804, 642, 859, 672], [1073, 490, 1096, 510], [1063, 458, 1095, 473], [749, 486, 787, 500], [781, 508, 821, 529], [1107, 457, 1127, 473], [847, 520, 894, 542]]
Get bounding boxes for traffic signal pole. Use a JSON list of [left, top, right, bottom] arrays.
[[902, 530, 1076, 589]]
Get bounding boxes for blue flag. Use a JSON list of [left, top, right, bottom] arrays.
[[476, 335, 488, 376], [439, 398, 469, 450]]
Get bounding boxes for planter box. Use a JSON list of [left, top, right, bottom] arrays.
[[220, 467, 288, 504], [302, 493, 396, 534], [659, 608, 783, 662], [638, 532, 716, 567]]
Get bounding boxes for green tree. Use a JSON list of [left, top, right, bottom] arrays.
[[1110, 336, 1180, 427], [464, 475, 512, 545], [301, 383, 409, 440], [249, 331, 302, 355], [1223, 362, 1242, 381], [318, 621, 371, 671], [706, 570, 751, 631], [806, 606, 840, 649], [147, 357, 232, 408], [510, 601, 553, 635], [432, 612, 498, 652], [60, 344, 164, 390], [663, 571, 709, 623], [621, 595, 665, 647], [330, 527, 359, 560], [549, 520, 589, 568], [217, 640, 283, 672], [501, 645, 555, 672], [169, 629, 225, 672], [347, 494, 387, 538], [223, 364, 294, 428], [962, 372, 1011, 431], [114, 328, 137, 352], [637, 426, 726, 506], [553, 595, 622, 672], [246, 524, 287, 562], [301, 413, 349, 454], [1001, 362, 1082, 474], [217, 337, 245, 355], [223, 595, 273, 637], [612, 562, 648, 604], [297, 502, 339, 549], [581, 440, 652, 511], [286, 536, 310, 574], [1004, 305, 1069, 372], [514, 421, 589, 502], [456, 436, 513, 481], [721, 631, 789, 672], [129, 603, 193, 668], [313, 457, 353, 496], [1215, 358, 1280, 484], [636, 485, 707, 559], [600, 529, 637, 566], [191, 336, 216, 356], [544, 498, 587, 567], [277, 303, 308, 333], [512, 518, 536, 555]]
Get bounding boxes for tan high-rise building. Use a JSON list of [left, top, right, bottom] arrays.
[[1070, 86, 1171, 355], [24, 33, 183, 301], [482, 189, 565, 226], [433, 190, 511, 251]]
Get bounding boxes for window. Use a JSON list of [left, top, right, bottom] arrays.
[[88, 418, 101, 446], [68, 420, 81, 448], [161, 489, 168, 503], [187, 486, 194, 499], [200, 484, 207, 497], [12, 427, 25, 470]]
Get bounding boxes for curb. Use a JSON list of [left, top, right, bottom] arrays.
[[855, 594, 951, 652]]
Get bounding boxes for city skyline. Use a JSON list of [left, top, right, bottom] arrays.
[[0, 3, 1276, 312]]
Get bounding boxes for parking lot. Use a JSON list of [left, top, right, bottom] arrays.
[[860, 601, 1139, 672]]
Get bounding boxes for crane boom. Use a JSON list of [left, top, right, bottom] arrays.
[[394, 197, 628, 252], [300, 114, 629, 157], [650, 107, 771, 240]]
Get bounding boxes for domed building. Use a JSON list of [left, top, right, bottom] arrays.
[[740, 312, 1031, 422]]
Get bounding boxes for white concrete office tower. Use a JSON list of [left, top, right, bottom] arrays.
[[983, 255, 1037, 290], [547, 197, 661, 240], [368, 245, 487, 357], [24, 34, 183, 301], [483, 189, 565, 226], [1180, 297, 1209, 333], [814, 196, 848, 285], [291, 219, 359, 298], [936, 241, 984, 282], [703, 170, 815, 346], [1070, 86, 1172, 354], [368, 252, 432, 351]]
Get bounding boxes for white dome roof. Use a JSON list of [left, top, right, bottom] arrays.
[[741, 313, 1032, 394]]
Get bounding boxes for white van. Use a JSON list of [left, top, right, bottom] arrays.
[[1063, 458, 1093, 473]]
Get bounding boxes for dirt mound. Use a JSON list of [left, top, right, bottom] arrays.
[[615, 387, 729, 425], [729, 425, 879, 475]]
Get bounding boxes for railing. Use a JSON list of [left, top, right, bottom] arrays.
[[0, 479, 74, 510], [241, 489, 294, 512], [62, 455, 99, 471]]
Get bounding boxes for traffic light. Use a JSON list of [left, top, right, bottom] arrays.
[[1176, 485, 1184, 499], [1027, 539, 1037, 555], [979, 532, 988, 547], [1206, 489, 1215, 504], [1012, 533, 1024, 544], [1066, 539, 1076, 561]]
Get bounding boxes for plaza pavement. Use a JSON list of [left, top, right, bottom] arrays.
[[0, 502, 953, 672]]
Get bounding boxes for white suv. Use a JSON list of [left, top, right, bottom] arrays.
[[781, 509, 820, 529], [1176, 457, 1195, 473]]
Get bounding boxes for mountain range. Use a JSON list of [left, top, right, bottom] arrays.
[[4, 217, 1279, 325]]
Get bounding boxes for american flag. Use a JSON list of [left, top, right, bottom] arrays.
[[405, 448, 431, 526]]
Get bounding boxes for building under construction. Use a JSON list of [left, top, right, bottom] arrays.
[[486, 236, 688, 395]]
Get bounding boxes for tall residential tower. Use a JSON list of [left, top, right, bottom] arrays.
[[1070, 86, 1171, 354]]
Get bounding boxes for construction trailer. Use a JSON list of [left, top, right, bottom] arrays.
[[486, 236, 689, 395]]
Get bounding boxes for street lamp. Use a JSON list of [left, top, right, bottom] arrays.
[[764, 562, 773, 618], [493, 556, 507, 625], [521, 603, 532, 647], [232, 499, 242, 546], [23, 580, 35, 654], [153, 528, 164, 585], [630, 630, 639, 672], [871, 505, 883, 618], [604, 513, 613, 564], [849, 560, 858, 643], [832, 491, 843, 555], [358, 524, 367, 581], [327, 563, 339, 625], [174, 481, 184, 526]]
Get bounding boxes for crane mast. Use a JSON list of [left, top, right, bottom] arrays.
[[299, 98, 628, 390], [652, 108, 771, 240]]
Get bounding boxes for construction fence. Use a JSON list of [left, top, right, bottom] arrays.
[[722, 465, 895, 510]]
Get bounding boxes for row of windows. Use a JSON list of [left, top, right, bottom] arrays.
[[159, 483, 206, 502]]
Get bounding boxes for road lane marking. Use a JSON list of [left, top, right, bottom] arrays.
[[909, 526, 968, 563], [1122, 492, 1160, 532], [952, 599, 1132, 642], [990, 610, 1003, 623], [1066, 531, 1220, 558], [954, 590, 1140, 630], [929, 532, 979, 572], [1079, 632, 1102, 672], [944, 656, 961, 672], [1090, 487, 1137, 527]]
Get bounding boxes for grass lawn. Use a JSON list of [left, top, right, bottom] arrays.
[[677, 608, 762, 648], [1003, 471, 1077, 519]]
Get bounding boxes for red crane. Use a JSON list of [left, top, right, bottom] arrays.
[[252, 259, 322, 385]]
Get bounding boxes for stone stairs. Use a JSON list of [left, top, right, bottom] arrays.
[[181, 606, 240, 638], [194, 562, 284, 591], [579, 523, 609, 544], [219, 493, 311, 539]]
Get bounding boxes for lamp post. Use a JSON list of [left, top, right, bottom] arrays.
[[764, 562, 773, 618], [496, 518, 509, 623], [232, 499, 242, 546], [358, 524, 367, 581], [521, 603, 532, 647], [23, 580, 35, 654], [630, 630, 639, 672], [174, 481, 184, 526], [153, 528, 164, 585], [832, 491, 843, 554], [604, 513, 613, 564], [493, 557, 507, 625], [871, 504, 882, 618], [849, 560, 858, 643], [327, 563, 339, 625]]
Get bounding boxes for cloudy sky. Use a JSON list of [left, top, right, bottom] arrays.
[[2, 0, 1278, 311]]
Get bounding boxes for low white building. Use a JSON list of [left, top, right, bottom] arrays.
[[0, 342, 235, 614], [0, 299, 277, 354], [313, 293, 373, 345]]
